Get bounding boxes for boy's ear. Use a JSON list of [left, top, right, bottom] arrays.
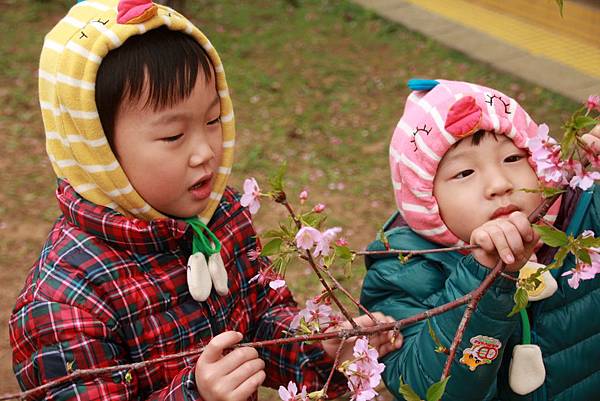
[[444, 96, 482, 139]]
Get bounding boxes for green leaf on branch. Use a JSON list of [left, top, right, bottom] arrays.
[[398, 252, 411, 264], [555, 0, 564, 17], [579, 235, 600, 249], [268, 162, 287, 192], [560, 127, 577, 155], [548, 246, 569, 270], [520, 186, 566, 198], [533, 225, 569, 247], [261, 229, 286, 239], [573, 248, 592, 264], [399, 376, 423, 401], [426, 319, 448, 354], [574, 115, 598, 131], [300, 212, 327, 229], [335, 245, 355, 276], [426, 376, 451, 401], [260, 238, 283, 256], [508, 287, 529, 317], [378, 229, 390, 250]]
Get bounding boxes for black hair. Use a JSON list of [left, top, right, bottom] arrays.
[[451, 130, 499, 149], [95, 26, 213, 150]]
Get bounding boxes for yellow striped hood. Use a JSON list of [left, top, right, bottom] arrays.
[[40, 0, 235, 222]]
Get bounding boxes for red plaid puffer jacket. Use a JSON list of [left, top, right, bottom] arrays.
[[10, 180, 344, 400]]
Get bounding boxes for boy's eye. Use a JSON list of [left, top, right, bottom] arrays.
[[207, 116, 221, 126], [453, 169, 474, 179], [505, 154, 524, 163], [161, 133, 183, 142]]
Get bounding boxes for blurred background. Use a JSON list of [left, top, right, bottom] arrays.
[[1, 0, 597, 399]]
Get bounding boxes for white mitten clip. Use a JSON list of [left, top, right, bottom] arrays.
[[187, 253, 212, 302], [518, 261, 558, 301], [208, 252, 229, 296], [508, 344, 546, 395]]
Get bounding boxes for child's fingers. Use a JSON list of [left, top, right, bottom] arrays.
[[508, 212, 534, 243], [219, 346, 261, 374], [483, 225, 516, 264], [496, 219, 526, 260], [224, 356, 265, 389], [200, 331, 243, 364], [229, 369, 266, 401]]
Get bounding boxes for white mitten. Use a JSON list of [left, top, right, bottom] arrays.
[[518, 261, 558, 301], [508, 344, 546, 395], [187, 253, 212, 302], [208, 252, 229, 296]]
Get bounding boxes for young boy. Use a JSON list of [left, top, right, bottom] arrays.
[[9, 1, 399, 399], [360, 79, 600, 400]]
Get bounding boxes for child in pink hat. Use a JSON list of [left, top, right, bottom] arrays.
[[361, 79, 600, 400]]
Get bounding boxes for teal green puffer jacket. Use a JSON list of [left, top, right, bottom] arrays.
[[360, 186, 600, 401]]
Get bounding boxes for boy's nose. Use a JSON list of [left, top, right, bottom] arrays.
[[485, 172, 513, 198], [189, 137, 215, 167]]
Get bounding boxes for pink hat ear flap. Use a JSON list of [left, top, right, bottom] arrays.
[[444, 96, 483, 139]]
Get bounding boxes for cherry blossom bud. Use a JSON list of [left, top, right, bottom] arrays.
[[299, 190, 308, 204], [313, 203, 326, 213]]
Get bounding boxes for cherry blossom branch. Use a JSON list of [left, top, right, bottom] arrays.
[[300, 254, 379, 321], [355, 244, 477, 256], [276, 194, 358, 328], [1, 289, 480, 401], [356, 245, 517, 282], [321, 337, 347, 397]]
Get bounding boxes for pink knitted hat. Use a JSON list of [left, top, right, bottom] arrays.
[[389, 79, 559, 246]]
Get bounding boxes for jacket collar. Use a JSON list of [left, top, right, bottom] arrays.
[[56, 179, 191, 254]]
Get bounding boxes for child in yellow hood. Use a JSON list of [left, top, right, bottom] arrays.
[[10, 1, 400, 400]]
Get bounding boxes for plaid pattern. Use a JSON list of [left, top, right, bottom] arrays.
[[10, 180, 345, 400]]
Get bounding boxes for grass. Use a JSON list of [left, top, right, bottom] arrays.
[[0, 0, 580, 398]]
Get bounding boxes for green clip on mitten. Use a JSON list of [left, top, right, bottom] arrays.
[[185, 217, 228, 302]]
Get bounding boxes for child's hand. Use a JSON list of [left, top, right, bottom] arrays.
[[322, 312, 403, 363], [470, 211, 540, 272], [582, 123, 600, 156], [195, 331, 266, 401]]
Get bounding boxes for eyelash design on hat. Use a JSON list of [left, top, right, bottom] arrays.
[[411, 125, 432, 151], [485, 94, 511, 114]]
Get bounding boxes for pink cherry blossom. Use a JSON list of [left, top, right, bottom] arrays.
[[240, 178, 261, 214], [278, 381, 299, 401], [269, 279, 286, 290], [527, 125, 565, 184], [313, 203, 326, 213], [247, 249, 261, 261], [568, 160, 600, 190], [313, 227, 342, 257], [295, 227, 322, 250], [250, 266, 285, 290], [562, 260, 599, 289], [586, 95, 600, 113], [343, 337, 385, 401], [336, 237, 349, 247], [299, 190, 308, 204], [290, 299, 332, 331]]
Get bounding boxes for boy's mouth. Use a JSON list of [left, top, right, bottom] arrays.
[[491, 204, 520, 219], [189, 174, 213, 200]]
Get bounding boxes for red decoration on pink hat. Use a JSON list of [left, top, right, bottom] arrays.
[[117, 0, 157, 24], [444, 96, 483, 138]]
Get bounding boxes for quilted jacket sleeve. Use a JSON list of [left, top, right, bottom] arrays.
[[360, 232, 520, 401], [10, 299, 205, 401]]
